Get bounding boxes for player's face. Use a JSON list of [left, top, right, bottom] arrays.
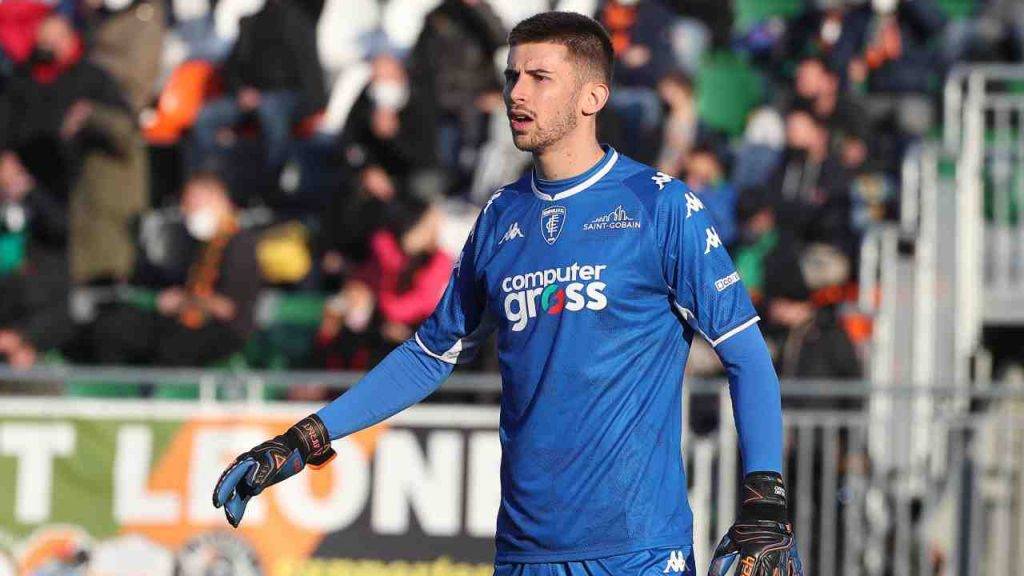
[[503, 42, 581, 152]]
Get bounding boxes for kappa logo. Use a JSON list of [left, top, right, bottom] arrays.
[[663, 550, 688, 573], [704, 227, 722, 255], [652, 171, 673, 191], [684, 192, 705, 219], [541, 206, 567, 245], [483, 189, 504, 214], [583, 205, 641, 231], [500, 221, 524, 244]]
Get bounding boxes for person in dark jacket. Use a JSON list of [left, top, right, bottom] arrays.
[[189, 0, 325, 174], [405, 0, 505, 187], [0, 151, 71, 369], [91, 173, 262, 366], [2, 14, 147, 284], [0, 14, 131, 197]]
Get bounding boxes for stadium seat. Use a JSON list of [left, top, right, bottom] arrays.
[[733, 0, 804, 33], [143, 60, 219, 145], [696, 52, 765, 137], [934, 0, 976, 20]]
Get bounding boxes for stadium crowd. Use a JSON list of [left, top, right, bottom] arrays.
[[0, 0, 1021, 389]]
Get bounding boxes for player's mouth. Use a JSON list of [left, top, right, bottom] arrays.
[[509, 110, 534, 133]]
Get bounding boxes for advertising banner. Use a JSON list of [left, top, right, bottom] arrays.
[[0, 398, 501, 576]]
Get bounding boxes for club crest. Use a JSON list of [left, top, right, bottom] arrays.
[[541, 206, 567, 245]]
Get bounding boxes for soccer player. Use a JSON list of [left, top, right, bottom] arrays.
[[214, 12, 802, 576]]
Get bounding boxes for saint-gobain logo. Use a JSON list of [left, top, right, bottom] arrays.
[[541, 206, 566, 245], [502, 263, 608, 331]]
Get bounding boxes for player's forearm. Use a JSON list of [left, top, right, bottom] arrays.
[[715, 324, 784, 475], [315, 338, 454, 439]]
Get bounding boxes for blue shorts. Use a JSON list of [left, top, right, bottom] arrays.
[[493, 546, 696, 576]]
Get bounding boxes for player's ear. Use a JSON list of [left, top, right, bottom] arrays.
[[580, 79, 609, 117]]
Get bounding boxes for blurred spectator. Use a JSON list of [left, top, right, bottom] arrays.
[[762, 242, 861, 378], [0, 0, 52, 73], [945, 0, 1024, 63], [600, 0, 679, 161], [317, 198, 451, 368], [83, 0, 166, 114], [0, 151, 71, 369], [683, 144, 737, 246], [732, 106, 786, 193], [842, 0, 946, 94], [189, 0, 325, 175], [733, 184, 787, 302], [91, 173, 261, 366], [768, 107, 854, 251], [340, 54, 440, 201], [654, 70, 699, 177], [791, 56, 865, 141], [405, 0, 505, 192], [1, 15, 147, 284]]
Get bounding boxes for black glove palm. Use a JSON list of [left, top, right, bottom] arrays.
[[707, 472, 803, 576], [212, 414, 335, 527]]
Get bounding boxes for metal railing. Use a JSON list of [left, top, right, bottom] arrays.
[[944, 65, 1024, 338], [3, 368, 1023, 575]]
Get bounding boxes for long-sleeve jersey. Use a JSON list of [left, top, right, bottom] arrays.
[[318, 146, 783, 562]]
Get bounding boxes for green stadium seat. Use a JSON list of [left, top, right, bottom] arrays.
[[734, 0, 804, 32], [697, 52, 765, 137], [934, 0, 976, 19]]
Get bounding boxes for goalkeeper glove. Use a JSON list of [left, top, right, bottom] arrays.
[[707, 471, 803, 576], [212, 414, 335, 527]]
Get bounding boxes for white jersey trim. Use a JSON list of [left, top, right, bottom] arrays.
[[672, 303, 760, 348], [414, 333, 461, 364], [531, 150, 619, 202], [710, 316, 761, 347]]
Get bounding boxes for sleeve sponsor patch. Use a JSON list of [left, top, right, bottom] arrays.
[[714, 271, 741, 292]]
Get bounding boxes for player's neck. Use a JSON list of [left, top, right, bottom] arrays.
[[532, 133, 604, 182]]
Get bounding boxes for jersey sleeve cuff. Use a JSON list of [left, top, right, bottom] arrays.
[[414, 333, 462, 364], [710, 316, 760, 348]]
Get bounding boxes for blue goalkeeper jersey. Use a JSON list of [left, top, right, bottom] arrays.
[[414, 146, 760, 562]]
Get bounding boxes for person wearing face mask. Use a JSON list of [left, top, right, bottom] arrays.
[[320, 54, 440, 284], [1, 14, 147, 285], [91, 173, 262, 367]]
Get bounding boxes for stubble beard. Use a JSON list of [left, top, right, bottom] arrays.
[[512, 100, 579, 153]]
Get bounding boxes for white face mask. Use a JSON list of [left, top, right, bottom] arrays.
[[370, 81, 409, 110], [872, 0, 898, 14], [185, 209, 219, 241]]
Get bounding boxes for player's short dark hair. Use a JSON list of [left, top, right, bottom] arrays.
[[508, 11, 614, 85]]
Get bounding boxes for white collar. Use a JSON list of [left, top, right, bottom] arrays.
[[531, 150, 619, 202]]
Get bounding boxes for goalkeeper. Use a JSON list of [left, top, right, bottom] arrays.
[[215, 11, 801, 576]]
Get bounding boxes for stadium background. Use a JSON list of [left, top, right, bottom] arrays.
[[1, 0, 1024, 574]]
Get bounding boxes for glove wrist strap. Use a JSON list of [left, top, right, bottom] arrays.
[[739, 471, 788, 524], [287, 414, 332, 461]]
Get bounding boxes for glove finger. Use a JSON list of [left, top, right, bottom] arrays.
[[707, 534, 739, 576], [223, 491, 250, 528], [213, 459, 255, 508]]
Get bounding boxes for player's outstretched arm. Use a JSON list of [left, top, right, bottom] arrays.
[[214, 196, 495, 528], [211, 339, 455, 527]]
